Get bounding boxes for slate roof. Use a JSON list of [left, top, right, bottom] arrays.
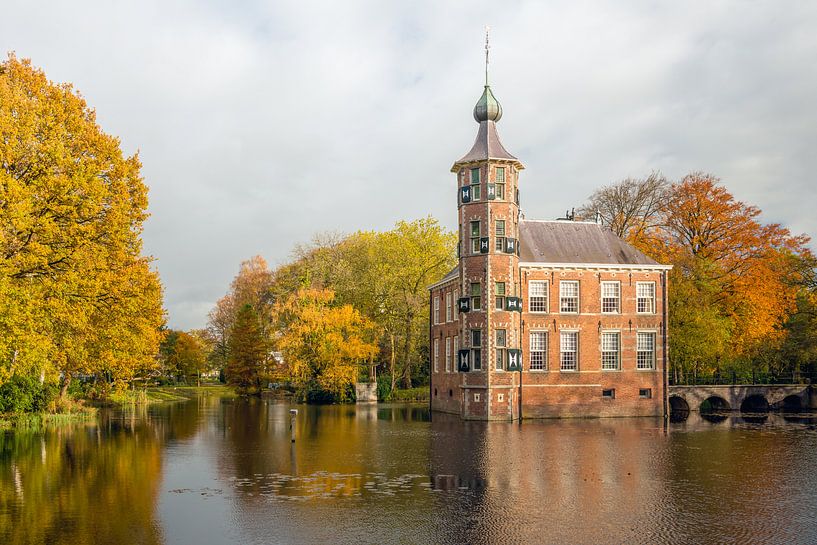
[[452, 120, 520, 168], [518, 220, 663, 266]]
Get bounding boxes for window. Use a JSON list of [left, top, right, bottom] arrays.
[[637, 332, 656, 369], [495, 167, 505, 200], [445, 292, 452, 322], [495, 329, 506, 371], [530, 331, 548, 370], [601, 281, 620, 314], [470, 221, 481, 254], [470, 282, 481, 311], [602, 389, 615, 399], [529, 280, 549, 313], [639, 388, 652, 399], [474, 393, 481, 402], [445, 337, 451, 372], [637, 282, 656, 314], [560, 331, 578, 371], [601, 331, 620, 370], [433, 296, 440, 324], [495, 281, 506, 310], [497, 393, 504, 402], [471, 329, 482, 371], [495, 220, 506, 251], [560, 281, 579, 313], [454, 289, 459, 315], [454, 335, 459, 361], [433, 338, 439, 373], [470, 168, 481, 200]]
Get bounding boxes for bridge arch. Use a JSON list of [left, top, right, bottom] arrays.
[[669, 395, 690, 422], [782, 394, 803, 412], [700, 396, 731, 412], [740, 394, 769, 413]]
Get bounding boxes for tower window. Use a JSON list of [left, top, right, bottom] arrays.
[[495, 281, 505, 310], [470, 168, 481, 200], [470, 221, 481, 254], [470, 329, 482, 371], [470, 282, 482, 311], [495, 220, 506, 251], [560, 281, 580, 314], [495, 167, 505, 200], [495, 329, 507, 371]]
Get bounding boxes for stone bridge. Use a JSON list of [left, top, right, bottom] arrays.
[[668, 384, 815, 414]]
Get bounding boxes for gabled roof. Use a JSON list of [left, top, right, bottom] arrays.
[[451, 120, 522, 170], [518, 220, 667, 267]]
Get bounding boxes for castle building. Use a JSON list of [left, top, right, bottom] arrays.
[[428, 53, 671, 421]]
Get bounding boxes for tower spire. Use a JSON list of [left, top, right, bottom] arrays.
[[485, 25, 490, 86]]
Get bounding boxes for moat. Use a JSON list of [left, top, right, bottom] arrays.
[[3, 395, 817, 544]]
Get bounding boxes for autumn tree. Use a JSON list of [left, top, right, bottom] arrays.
[[206, 256, 273, 374], [581, 172, 813, 379], [0, 54, 165, 398], [272, 289, 377, 402], [225, 304, 267, 393]]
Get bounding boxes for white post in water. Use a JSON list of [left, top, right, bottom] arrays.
[[289, 409, 298, 443]]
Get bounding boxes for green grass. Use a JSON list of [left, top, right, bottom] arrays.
[[390, 386, 429, 402], [0, 407, 98, 430]]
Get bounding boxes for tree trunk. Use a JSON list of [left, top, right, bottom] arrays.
[[60, 373, 72, 399], [402, 316, 413, 389], [389, 332, 396, 396]]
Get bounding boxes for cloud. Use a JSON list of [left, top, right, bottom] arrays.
[[3, 0, 816, 329]]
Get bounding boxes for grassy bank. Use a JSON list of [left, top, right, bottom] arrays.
[[0, 407, 98, 430], [389, 386, 429, 402], [109, 384, 237, 405]]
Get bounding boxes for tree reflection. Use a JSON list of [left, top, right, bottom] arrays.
[[0, 413, 163, 545]]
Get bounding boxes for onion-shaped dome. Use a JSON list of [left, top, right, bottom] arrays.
[[473, 85, 503, 123]]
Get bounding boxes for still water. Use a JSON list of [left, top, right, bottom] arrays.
[[2, 395, 817, 544]]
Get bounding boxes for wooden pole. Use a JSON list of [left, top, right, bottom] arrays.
[[289, 409, 297, 443]]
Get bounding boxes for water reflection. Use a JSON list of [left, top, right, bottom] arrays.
[[3, 396, 817, 545]]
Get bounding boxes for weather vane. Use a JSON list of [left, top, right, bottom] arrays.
[[485, 25, 491, 86]]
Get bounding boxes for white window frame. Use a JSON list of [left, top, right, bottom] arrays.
[[445, 336, 451, 372], [445, 292, 452, 322], [433, 296, 440, 325], [528, 280, 549, 313], [470, 221, 481, 254], [560, 330, 579, 371], [529, 330, 548, 371], [637, 331, 657, 370], [560, 281, 580, 314], [453, 289, 459, 315], [453, 335, 459, 367], [601, 281, 620, 314], [637, 282, 656, 314], [433, 338, 439, 373], [601, 330, 620, 370], [470, 282, 482, 311]]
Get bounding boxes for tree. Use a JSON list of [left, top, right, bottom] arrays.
[[0, 54, 165, 397], [225, 304, 267, 393], [272, 289, 377, 401], [577, 172, 668, 243]]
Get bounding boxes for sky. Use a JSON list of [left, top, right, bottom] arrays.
[[3, 1, 816, 330]]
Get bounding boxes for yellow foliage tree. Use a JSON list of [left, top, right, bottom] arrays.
[[272, 289, 377, 401], [0, 54, 165, 395]]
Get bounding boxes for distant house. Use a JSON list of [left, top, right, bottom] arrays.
[[428, 71, 670, 421]]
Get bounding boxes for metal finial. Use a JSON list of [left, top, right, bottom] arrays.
[[484, 26, 490, 86]]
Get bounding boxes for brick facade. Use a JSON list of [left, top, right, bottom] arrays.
[[428, 81, 670, 421]]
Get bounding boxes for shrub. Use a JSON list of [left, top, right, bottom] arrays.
[[0, 375, 59, 414]]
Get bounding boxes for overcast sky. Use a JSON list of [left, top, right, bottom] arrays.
[[3, 1, 816, 330]]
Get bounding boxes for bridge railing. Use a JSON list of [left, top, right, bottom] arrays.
[[669, 371, 816, 386]]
